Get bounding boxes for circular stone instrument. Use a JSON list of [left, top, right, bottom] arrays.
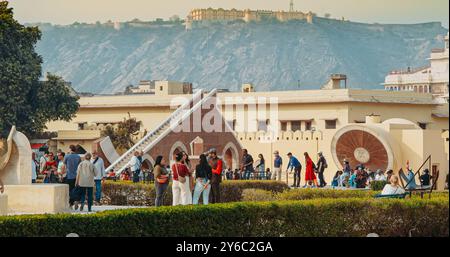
[[331, 125, 398, 172]]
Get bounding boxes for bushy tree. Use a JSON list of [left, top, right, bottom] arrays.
[[101, 116, 142, 152], [0, 1, 79, 137]]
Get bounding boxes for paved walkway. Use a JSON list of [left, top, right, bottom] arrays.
[[69, 205, 147, 215]]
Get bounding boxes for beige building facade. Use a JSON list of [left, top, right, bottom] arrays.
[[45, 82, 449, 189]]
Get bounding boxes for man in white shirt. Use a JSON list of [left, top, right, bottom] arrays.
[[375, 169, 386, 181], [128, 151, 142, 183], [91, 150, 105, 205]]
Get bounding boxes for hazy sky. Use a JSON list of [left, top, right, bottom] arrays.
[[8, 0, 449, 28]]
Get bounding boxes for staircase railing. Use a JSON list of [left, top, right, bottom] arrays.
[[142, 88, 218, 153], [105, 89, 203, 173]]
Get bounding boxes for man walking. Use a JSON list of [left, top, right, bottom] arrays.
[[286, 152, 302, 187], [316, 152, 328, 187], [129, 151, 142, 183], [272, 151, 283, 181], [208, 149, 223, 203], [241, 149, 254, 180], [91, 150, 105, 205], [64, 145, 81, 209]]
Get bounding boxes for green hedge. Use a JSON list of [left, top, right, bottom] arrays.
[[0, 198, 447, 237], [276, 188, 378, 200], [370, 181, 388, 191], [101, 180, 289, 206], [276, 188, 449, 201]]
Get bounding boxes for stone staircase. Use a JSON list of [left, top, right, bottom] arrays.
[[105, 89, 217, 174]]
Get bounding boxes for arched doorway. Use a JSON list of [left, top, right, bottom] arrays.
[[222, 142, 239, 170], [224, 148, 233, 170], [169, 141, 189, 161], [141, 154, 154, 170]]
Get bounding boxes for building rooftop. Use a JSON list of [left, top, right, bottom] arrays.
[[78, 88, 441, 108]]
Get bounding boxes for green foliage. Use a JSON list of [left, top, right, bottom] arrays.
[[0, 2, 79, 137], [370, 180, 388, 191], [101, 180, 289, 206], [0, 198, 447, 237], [241, 189, 275, 202], [276, 188, 449, 201], [102, 180, 448, 206], [101, 116, 141, 151], [276, 188, 378, 200]]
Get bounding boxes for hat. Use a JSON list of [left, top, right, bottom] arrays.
[[273, 150, 279, 154], [208, 148, 217, 154], [318, 151, 323, 155]]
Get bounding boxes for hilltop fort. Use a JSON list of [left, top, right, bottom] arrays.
[[185, 1, 315, 30]]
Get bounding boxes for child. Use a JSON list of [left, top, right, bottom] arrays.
[[332, 170, 342, 187], [266, 168, 272, 180]]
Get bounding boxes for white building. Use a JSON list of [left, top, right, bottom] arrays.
[[383, 32, 449, 103]]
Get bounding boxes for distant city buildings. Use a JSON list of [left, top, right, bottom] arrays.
[[124, 80, 193, 95], [384, 33, 449, 103]]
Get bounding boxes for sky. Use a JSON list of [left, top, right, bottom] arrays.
[[7, 0, 449, 28]]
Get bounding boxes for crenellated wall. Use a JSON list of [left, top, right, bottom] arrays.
[[236, 129, 337, 184]]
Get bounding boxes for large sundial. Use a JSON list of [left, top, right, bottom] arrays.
[[331, 125, 393, 171]]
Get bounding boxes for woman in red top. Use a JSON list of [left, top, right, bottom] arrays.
[[172, 152, 192, 206], [304, 152, 318, 187], [44, 152, 57, 183]]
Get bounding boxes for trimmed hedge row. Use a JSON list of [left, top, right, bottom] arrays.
[[0, 198, 448, 237], [275, 189, 449, 201], [101, 180, 289, 206]]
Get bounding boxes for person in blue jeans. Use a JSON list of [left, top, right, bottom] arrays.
[[241, 149, 254, 180], [153, 155, 169, 207], [193, 154, 212, 205], [255, 154, 265, 180], [91, 151, 106, 205], [286, 152, 302, 187], [64, 145, 81, 209], [75, 153, 99, 212]]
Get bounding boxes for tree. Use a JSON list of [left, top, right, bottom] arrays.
[[169, 15, 180, 22], [0, 1, 79, 137], [101, 116, 142, 152]]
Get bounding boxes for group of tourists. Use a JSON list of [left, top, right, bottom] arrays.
[[32, 145, 106, 212], [32, 144, 447, 210], [246, 150, 329, 188], [153, 149, 223, 206], [330, 159, 436, 195], [220, 149, 329, 187]]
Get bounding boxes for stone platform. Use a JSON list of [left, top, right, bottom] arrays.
[[0, 194, 7, 215], [4, 184, 70, 214]]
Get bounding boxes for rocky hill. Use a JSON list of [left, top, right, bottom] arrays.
[[35, 18, 448, 93]]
